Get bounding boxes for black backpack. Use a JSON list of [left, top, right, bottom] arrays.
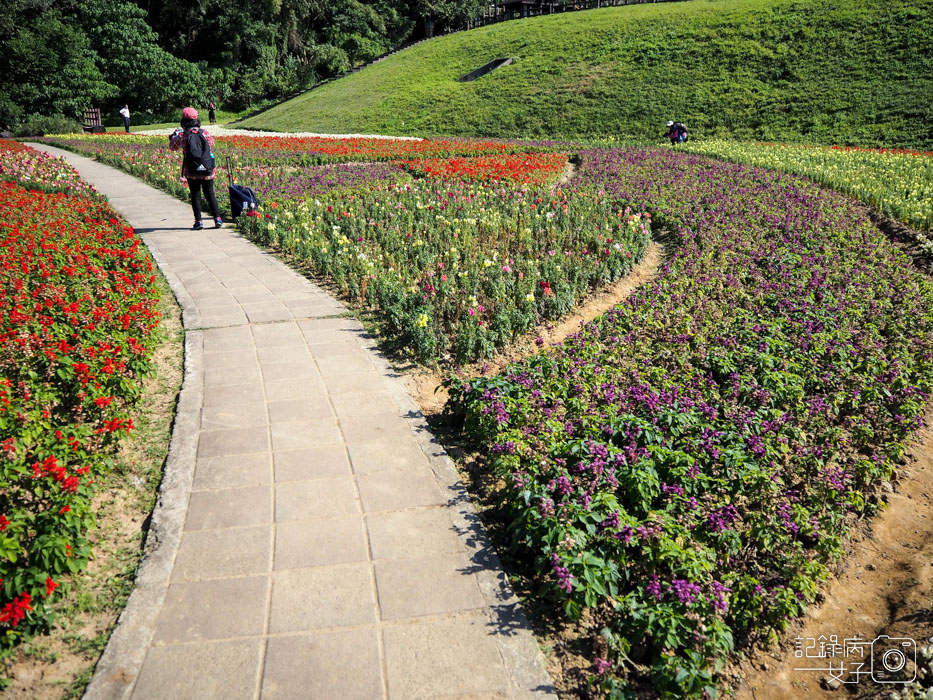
[[229, 183, 260, 219], [185, 128, 215, 175]]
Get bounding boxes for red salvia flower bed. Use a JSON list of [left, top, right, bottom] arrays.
[[0, 144, 161, 645]]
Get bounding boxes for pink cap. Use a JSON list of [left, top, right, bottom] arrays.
[[181, 107, 199, 120]]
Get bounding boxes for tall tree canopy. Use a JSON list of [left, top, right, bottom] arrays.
[[0, 0, 486, 126], [0, 0, 204, 127]]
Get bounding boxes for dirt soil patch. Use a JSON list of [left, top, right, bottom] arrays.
[[2, 273, 184, 699]]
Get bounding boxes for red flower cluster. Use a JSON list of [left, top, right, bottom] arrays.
[[0, 593, 32, 627], [402, 152, 568, 184]]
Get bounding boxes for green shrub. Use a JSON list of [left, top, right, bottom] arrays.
[[13, 114, 82, 137]]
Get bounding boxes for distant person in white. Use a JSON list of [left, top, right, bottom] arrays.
[[120, 104, 131, 133]]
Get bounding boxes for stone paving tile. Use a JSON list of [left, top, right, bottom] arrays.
[[338, 414, 415, 445], [134, 639, 262, 700], [256, 346, 313, 366], [315, 353, 376, 375], [196, 293, 238, 308], [197, 426, 270, 458], [269, 563, 376, 632], [330, 393, 402, 418], [274, 516, 368, 570], [299, 317, 364, 332], [270, 420, 342, 451], [244, 302, 294, 323], [264, 377, 327, 402], [172, 525, 271, 581], [322, 371, 391, 397], [268, 399, 334, 423], [197, 310, 249, 327], [199, 401, 268, 431], [273, 445, 350, 481], [376, 555, 486, 620], [275, 477, 359, 521], [261, 629, 383, 700], [186, 282, 230, 296], [356, 469, 447, 512], [283, 295, 344, 309], [199, 349, 258, 367], [185, 486, 272, 531], [305, 340, 369, 360], [347, 441, 432, 475], [196, 302, 242, 316], [383, 614, 510, 699], [288, 306, 346, 320], [367, 509, 466, 560], [202, 382, 265, 408], [232, 287, 274, 303], [193, 453, 271, 490], [153, 576, 268, 643], [261, 359, 321, 382], [252, 322, 306, 348], [201, 325, 253, 352], [299, 329, 366, 348], [203, 361, 262, 387]]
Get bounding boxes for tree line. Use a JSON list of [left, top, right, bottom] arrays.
[[0, 0, 486, 130]]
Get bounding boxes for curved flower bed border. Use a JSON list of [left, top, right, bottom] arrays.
[[0, 143, 161, 657], [449, 148, 933, 697]]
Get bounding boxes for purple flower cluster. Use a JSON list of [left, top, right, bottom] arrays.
[[550, 553, 575, 593], [670, 579, 702, 606], [705, 505, 739, 533]]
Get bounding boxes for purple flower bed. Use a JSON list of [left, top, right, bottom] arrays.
[[252, 163, 406, 201], [449, 148, 933, 697]]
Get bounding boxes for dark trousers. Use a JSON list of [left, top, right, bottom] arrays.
[[189, 179, 221, 221], [123, 117, 130, 133]]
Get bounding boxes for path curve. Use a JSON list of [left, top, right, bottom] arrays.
[[32, 145, 554, 700]]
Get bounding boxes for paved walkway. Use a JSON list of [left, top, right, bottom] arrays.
[[34, 146, 553, 700]]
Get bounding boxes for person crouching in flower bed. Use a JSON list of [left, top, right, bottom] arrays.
[[169, 107, 223, 230]]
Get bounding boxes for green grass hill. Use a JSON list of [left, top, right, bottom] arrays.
[[239, 0, 932, 148]]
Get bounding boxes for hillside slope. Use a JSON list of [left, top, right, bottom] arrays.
[[240, 0, 932, 148]]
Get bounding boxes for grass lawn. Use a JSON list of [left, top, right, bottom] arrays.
[[240, 0, 932, 148]]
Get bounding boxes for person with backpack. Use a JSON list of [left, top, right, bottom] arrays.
[[169, 107, 223, 230], [676, 122, 688, 143], [664, 120, 689, 145]]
